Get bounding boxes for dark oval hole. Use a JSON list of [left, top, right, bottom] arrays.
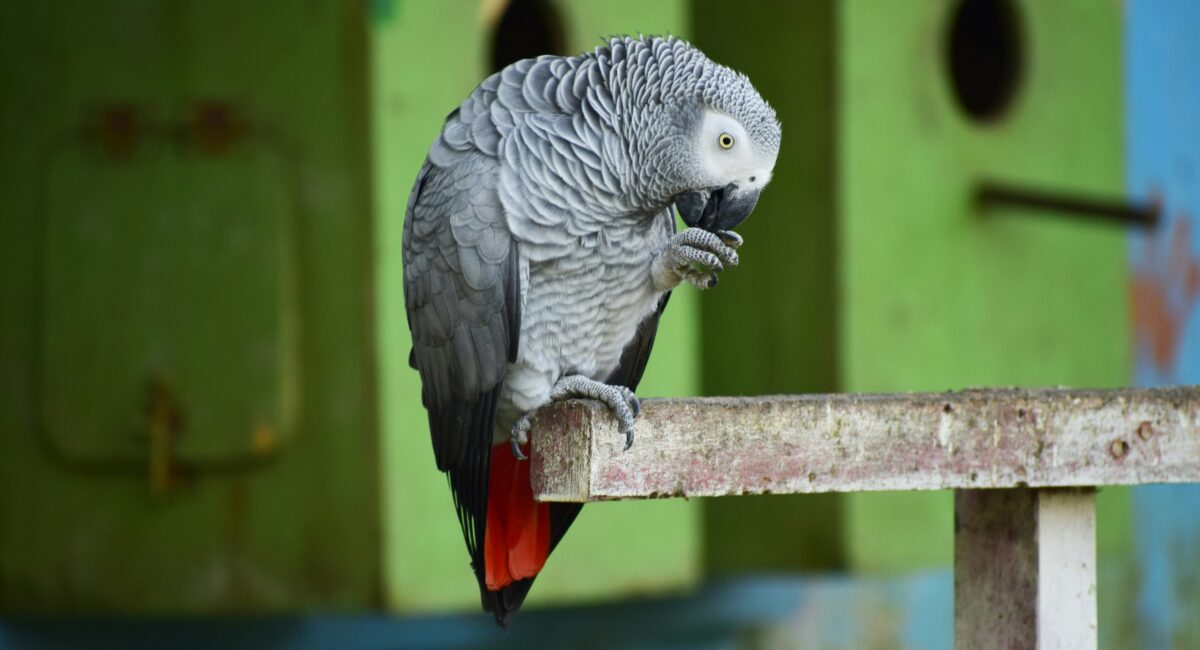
[[490, 0, 564, 74], [944, 0, 1024, 123]]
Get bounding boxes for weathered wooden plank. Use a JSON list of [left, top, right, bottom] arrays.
[[530, 387, 1200, 502], [954, 488, 1097, 650]]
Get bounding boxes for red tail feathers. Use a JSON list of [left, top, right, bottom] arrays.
[[485, 443, 551, 591]]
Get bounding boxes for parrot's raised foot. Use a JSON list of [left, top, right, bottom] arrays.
[[550, 375, 640, 450], [652, 227, 743, 292]]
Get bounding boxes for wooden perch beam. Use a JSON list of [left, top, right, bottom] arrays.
[[531, 387, 1200, 502], [530, 386, 1199, 650]]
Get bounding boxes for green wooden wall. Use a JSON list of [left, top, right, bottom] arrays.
[[694, 0, 1132, 594], [0, 2, 378, 611], [371, 0, 702, 613], [839, 0, 1130, 574]]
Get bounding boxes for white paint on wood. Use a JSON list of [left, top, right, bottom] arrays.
[[1037, 489, 1097, 649]]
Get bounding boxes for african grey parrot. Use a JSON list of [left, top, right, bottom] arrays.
[[402, 35, 780, 627]]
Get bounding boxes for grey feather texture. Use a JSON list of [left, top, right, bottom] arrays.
[[403, 35, 780, 627]]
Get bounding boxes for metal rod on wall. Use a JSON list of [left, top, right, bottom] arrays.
[[975, 180, 1160, 228]]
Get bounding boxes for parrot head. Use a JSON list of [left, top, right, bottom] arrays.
[[664, 62, 780, 233]]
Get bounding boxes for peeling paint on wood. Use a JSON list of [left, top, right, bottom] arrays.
[[530, 387, 1200, 502]]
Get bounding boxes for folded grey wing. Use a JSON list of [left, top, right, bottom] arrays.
[[402, 148, 519, 588]]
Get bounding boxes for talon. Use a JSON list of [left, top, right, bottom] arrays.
[[614, 386, 640, 417], [708, 272, 719, 288], [716, 230, 743, 248], [624, 428, 635, 451], [510, 413, 533, 460]]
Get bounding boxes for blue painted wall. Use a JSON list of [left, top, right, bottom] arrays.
[[1127, 3, 1200, 388], [1127, 1, 1200, 647]]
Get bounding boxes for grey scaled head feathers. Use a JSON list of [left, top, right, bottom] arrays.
[[603, 35, 782, 232]]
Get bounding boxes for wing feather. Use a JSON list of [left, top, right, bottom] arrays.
[[403, 138, 518, 597]]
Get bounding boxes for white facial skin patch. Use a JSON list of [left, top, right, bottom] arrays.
[[696, 108, 776, 192]]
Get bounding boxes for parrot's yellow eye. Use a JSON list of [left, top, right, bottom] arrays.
[[717, 133, 735, 149]]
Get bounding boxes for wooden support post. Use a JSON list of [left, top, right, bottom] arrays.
[[954, 488, 1097, 650]]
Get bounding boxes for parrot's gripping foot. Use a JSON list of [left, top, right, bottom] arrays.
[[551, 375, 640, 450], [507, 376, 640, 460], [652, 227, 743, 291]]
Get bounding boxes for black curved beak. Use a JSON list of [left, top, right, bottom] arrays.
[[675, 183, 761, 232]]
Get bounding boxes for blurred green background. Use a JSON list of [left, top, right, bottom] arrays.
[[1, 0, 1197, 648]]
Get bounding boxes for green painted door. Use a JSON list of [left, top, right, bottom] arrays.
[[0, 1, 377, 612]]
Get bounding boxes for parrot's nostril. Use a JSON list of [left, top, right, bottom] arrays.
[[749, 176, 756, 183]]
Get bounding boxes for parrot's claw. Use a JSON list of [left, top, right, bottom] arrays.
[[715, 230, 743, 249], [550, 375, 641, 451], [510, 412, 534, 460], [510, 439, 527, 461], [620, 386, 641, 417], [652, 227, 742, 292]]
